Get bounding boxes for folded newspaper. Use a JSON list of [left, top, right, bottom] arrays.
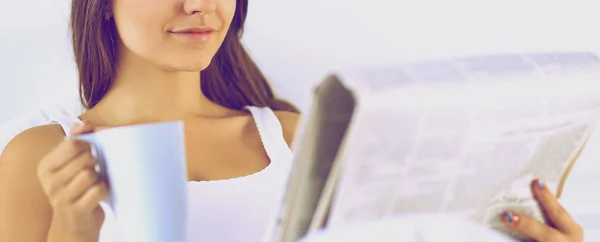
[[269, 52, 600, 242]]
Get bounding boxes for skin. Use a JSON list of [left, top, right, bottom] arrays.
[[0, 0, 583, 241], [501, 180, 584, 242], [0, 0, 299, 241]]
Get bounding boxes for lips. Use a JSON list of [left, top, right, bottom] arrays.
[[176, 29, 213, 34], [171, 28, 215, 42]]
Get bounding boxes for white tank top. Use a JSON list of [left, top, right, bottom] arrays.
[[50, 106, 293, 242]]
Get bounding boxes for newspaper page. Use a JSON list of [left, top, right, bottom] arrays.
[[325, 52, 600, 241]]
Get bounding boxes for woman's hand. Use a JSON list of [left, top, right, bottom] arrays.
[[37, 122, 108, 241], [502, 179, 584, 242]]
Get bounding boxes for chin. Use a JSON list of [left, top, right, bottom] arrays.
[[166, 58, 214, 72]]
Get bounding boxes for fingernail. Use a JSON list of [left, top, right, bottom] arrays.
[[505, 212, 520, 224], [537, 180, 544, 190]]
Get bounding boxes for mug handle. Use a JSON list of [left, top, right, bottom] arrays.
[[89, 143, 109, 184], [70, 134, 113, 208]]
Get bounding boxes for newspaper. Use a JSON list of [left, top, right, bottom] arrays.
[[270, 52, 600, 242]]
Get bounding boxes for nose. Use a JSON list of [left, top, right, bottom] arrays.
[[182, 0, 217, 16]]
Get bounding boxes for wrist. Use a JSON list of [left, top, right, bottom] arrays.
[[47, 231, 96, 242], [48, 221, 98, 242]]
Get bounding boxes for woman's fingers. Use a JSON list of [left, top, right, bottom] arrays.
[[502, 211, 564, 242], [45, 152, 97, 197], [60, 152, 97, 182], [39, 140, 90, 173], [39, 122, 95, 173], [74, 182, 109, 214], [64, 169, 100, 203], [532, 179, 583, 236], [70, 121, 95, 136], [503, 179, 585, 241]]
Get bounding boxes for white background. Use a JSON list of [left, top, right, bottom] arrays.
[[0, 0, 74, 122], [1, 0, 600, 239]]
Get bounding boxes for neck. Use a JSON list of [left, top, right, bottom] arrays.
[[86, 49, 236, 126]]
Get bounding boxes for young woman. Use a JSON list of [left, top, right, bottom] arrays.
[[0, 0, 584, 241], [1, 0, 298, 241]]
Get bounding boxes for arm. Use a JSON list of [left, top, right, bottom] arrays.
[[0, 125, 64, 242]]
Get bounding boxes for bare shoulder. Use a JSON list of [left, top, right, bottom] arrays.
[[273, 111, 302, 147], [0, 124, 65, 191], [0, 124, 65, 183], [1, 124, 65, 163], [0, 125, 65, 241]]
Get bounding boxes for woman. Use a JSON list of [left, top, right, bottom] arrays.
[[1, 0, 298, 241], [0, 0, 585, 242]]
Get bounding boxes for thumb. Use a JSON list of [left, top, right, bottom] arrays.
[[70, 121, 96, 136]]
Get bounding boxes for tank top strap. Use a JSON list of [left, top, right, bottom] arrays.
[[49, 116, 83, 138], [50, 108, 293, 161], [244, 106, 293, 163]]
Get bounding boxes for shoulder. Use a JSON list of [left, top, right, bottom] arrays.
[[0, 124, 65, 240], [273, 111, 302, 147], [0, 124, 65, 166]]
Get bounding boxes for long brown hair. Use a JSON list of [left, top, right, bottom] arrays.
[[70, 0, 299, 113]]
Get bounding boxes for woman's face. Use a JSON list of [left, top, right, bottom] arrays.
[[111, 0, 236, 71]]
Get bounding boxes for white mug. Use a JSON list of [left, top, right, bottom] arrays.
[[73, 121, 188, 242]]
